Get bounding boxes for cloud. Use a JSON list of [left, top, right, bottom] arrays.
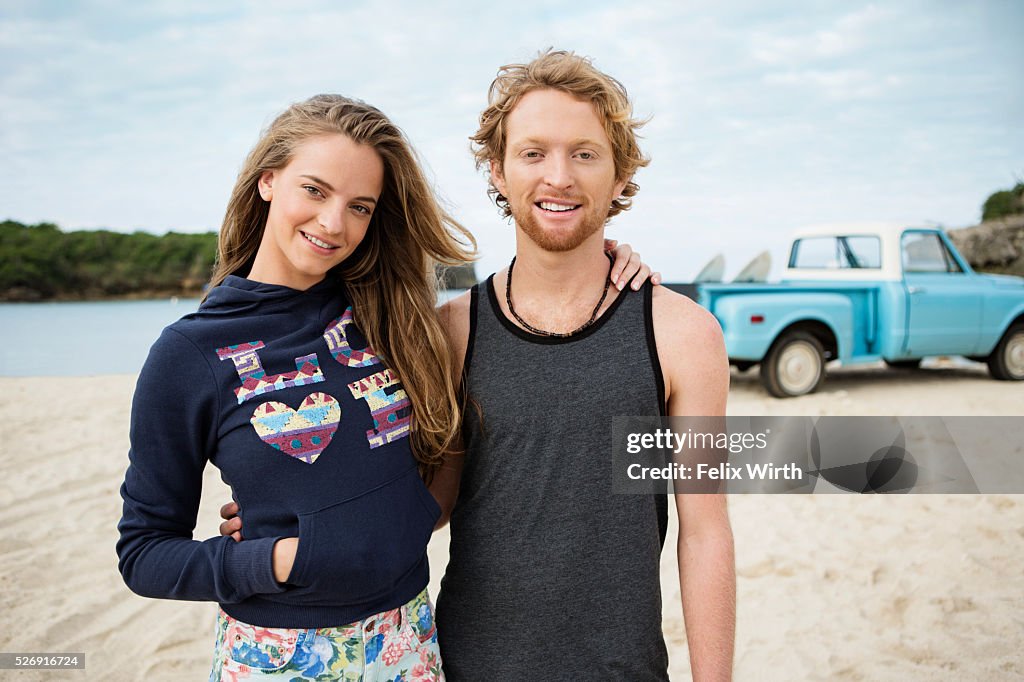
[[750, 4, 894, 65], [762, 69, 903, 100], [0, 1, 1021, 281]]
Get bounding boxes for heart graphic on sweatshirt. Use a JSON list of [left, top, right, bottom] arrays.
[[250, 392, 340, 464]]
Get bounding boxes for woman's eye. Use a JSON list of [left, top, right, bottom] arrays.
[[353, 205, 371, 215], [303, 185, 323, 198]]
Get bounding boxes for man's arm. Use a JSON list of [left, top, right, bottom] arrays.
[[432, 291, 471, 529], [652, 286, 736, 681]]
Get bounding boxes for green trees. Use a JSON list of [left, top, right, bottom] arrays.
[[982, 182, 1024, 222], [0, 220, 218, 301], [0, 220, 477, 301]]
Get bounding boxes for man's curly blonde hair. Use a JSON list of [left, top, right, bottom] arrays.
[[471, 49, 650, 219]]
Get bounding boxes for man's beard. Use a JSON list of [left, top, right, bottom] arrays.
[[511, 197, 610, 252]]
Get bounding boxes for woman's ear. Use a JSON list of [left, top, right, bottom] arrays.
[[258, 170, 275, 201]]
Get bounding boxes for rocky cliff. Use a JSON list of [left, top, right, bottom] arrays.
[[947, 214, 1024, 277]]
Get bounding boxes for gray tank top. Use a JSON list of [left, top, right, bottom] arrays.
[[436, 276, 669, 681]]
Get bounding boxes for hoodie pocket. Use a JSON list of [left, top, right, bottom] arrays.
[[283, 466, 439, 606]]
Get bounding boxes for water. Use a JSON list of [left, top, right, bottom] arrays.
[[0, 291, 464, 377], [1, 298, 203, 376]]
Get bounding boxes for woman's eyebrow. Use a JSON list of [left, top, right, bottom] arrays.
[[300, 174, 335, 191], [300, 174, 377, 204]]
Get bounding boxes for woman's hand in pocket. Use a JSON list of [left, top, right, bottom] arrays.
[[272, 537, 299, 584]]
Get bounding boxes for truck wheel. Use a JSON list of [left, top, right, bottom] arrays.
[[884, 359, 922, 370], [987, 323, 1024, 381], [761, 331, 825, 398]]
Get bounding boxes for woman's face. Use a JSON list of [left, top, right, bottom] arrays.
[[249, 133, 384, 290]]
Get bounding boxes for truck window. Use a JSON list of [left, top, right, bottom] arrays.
[[843, 237, 882, 268], [901, 232, 963, 273], [789, 236, 881, 269]]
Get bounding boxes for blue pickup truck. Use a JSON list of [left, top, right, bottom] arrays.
[[672, 224, 1024, 397]]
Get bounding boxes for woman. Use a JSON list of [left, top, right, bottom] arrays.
[[117, 94, 650, 680]]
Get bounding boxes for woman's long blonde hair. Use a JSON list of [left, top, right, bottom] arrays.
[[209, 94, 476, 475]]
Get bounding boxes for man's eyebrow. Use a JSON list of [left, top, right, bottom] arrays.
[[568, 137, 610, 151], [511, 137, 609, 151], [300, 174, 377, 204]]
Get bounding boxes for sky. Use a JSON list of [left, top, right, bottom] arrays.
[[1, 0, 1022, 281]]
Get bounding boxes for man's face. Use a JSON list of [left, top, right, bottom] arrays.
[[491, 88, 627, 252]]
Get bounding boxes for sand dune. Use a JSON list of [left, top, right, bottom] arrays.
[[1, 365, 1021, 680]]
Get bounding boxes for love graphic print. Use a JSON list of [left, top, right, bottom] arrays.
[[215, 307, 411, 463]]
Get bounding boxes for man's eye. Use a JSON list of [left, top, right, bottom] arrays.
[[303, 185, 323, 198], [577, 152, 593, 160], [524, 151, 541, 159]]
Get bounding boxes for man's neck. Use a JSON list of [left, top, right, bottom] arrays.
[[508, 229, 610, 303], [493, 227, 617, 335]]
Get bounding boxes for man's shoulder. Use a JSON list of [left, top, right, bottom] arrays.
[[649, 286, 729, 413], [649, 284, 723, 346], [439, 289, 473, 318], [438, 289, 474, 355]]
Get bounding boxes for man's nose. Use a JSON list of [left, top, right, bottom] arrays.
[[542, 156, 573, 190]]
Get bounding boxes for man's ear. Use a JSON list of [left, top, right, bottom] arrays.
[[613, 175, 630, 201], [258, 170, 276, 201], [489, 160, 507, 197]]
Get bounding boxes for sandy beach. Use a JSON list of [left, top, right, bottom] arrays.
[[2, 363, 1022, 680]]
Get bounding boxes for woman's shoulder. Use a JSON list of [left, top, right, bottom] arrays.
[[139, 323, 209, 375]]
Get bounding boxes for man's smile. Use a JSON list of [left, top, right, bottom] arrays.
[[536, 200, 581, 213]]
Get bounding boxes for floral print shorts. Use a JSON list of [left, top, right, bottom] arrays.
[[209, 588, 443, 681]]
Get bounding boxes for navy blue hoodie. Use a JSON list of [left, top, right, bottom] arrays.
[[117, 275, 439, 628]]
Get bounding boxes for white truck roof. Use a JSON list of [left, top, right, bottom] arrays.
[[783, 223, 941, 281]]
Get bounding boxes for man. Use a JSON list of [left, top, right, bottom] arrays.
[[431, 50, 735, 680]]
